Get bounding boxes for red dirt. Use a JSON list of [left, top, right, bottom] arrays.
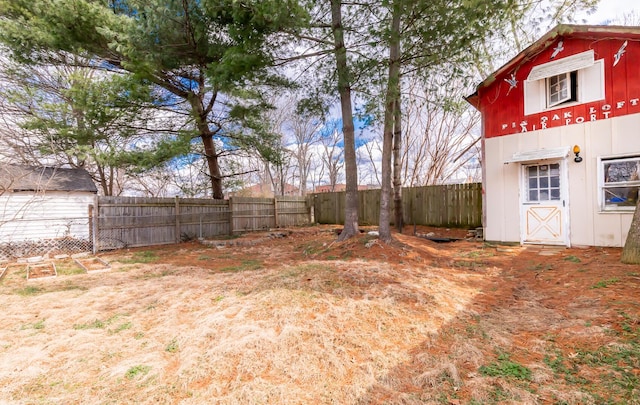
[[27, 263, 56, 279], [106, 225, 640, 402], [75, 257, 109, 271], [1, 224, 638, 404]]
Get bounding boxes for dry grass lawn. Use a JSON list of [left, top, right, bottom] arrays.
[[0, 225, 639, 404]]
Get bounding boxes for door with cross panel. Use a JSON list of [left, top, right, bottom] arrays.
[[520, 161, 569, 245]]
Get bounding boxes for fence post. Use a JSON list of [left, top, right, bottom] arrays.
[[273, 197, 279, 228], [175, 196, 181, 243], [228, 197, 234, 235], [91, 194, 98, 254]]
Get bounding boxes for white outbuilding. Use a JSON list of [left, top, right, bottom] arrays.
[[0, 164, 98, 258], [467, 25, 640, 247]]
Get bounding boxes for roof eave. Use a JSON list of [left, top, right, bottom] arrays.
[[469, 24, 640, 98], [465, 91, 480, 110]]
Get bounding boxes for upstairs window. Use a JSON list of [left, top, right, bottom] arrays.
[[524, 50, 604, 115], [547, 71, 577, 108]]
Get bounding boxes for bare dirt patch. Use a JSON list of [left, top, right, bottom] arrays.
[[0, 225, 638, 404], [74, 256, 110, 272], [26, 262, 57, 280]]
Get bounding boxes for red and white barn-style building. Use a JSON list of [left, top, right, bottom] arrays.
[[467, 25, 640, 247]]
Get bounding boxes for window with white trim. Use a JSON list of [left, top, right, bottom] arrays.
[[600, 155, 640, 211], [547, 71, 577, 108], [524, 50, 604, 115], [526, 163, 561, 202]]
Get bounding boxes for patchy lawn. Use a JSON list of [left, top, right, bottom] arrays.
[[0, 225, 638, 404]]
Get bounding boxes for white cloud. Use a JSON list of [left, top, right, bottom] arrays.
[[581, 1, 639, 24]]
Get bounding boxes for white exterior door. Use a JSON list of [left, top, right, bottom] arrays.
[[520, 161, 570, 246]]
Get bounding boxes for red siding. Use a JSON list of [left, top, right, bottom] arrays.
[[478, 35, 640, 138]]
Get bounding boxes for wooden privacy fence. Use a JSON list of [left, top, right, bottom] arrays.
[[312, 183, 482, 228], [95, 196, 309, 251]]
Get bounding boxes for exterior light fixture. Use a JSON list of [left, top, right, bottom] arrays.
[[573, 145, 583, 163]]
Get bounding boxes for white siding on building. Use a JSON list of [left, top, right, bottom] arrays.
[[484, 114, 639, 247], [0, 192, 94, 243]]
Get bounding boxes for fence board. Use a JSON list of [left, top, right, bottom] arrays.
[[276, 197, 309, 227], [0, 195, 309, 257], [96, 196, 182, 250], [312, 183, 482, 228], [231, 197, 274, 232], [95, 196, 309, 251]]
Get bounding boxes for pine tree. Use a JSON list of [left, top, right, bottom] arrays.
[[0, 0, 308, 198]]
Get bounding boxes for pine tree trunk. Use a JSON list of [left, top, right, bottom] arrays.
[[621, 195, 640, 264], [191, 98, 224, 199], [379, 2, 401, 242], [330, 0, 359, 241], [201, 134, 224, 199], [393, 97, 403, 232]]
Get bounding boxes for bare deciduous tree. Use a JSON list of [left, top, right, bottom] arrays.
[[401, 75, 481, 186], [320, 128, 345, 192], [286, 103, 323, 196]]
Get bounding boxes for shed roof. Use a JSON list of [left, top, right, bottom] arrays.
[[504, 146, 570, 164], [0, 165, 98, 193], [466, 24, 640, 108]]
